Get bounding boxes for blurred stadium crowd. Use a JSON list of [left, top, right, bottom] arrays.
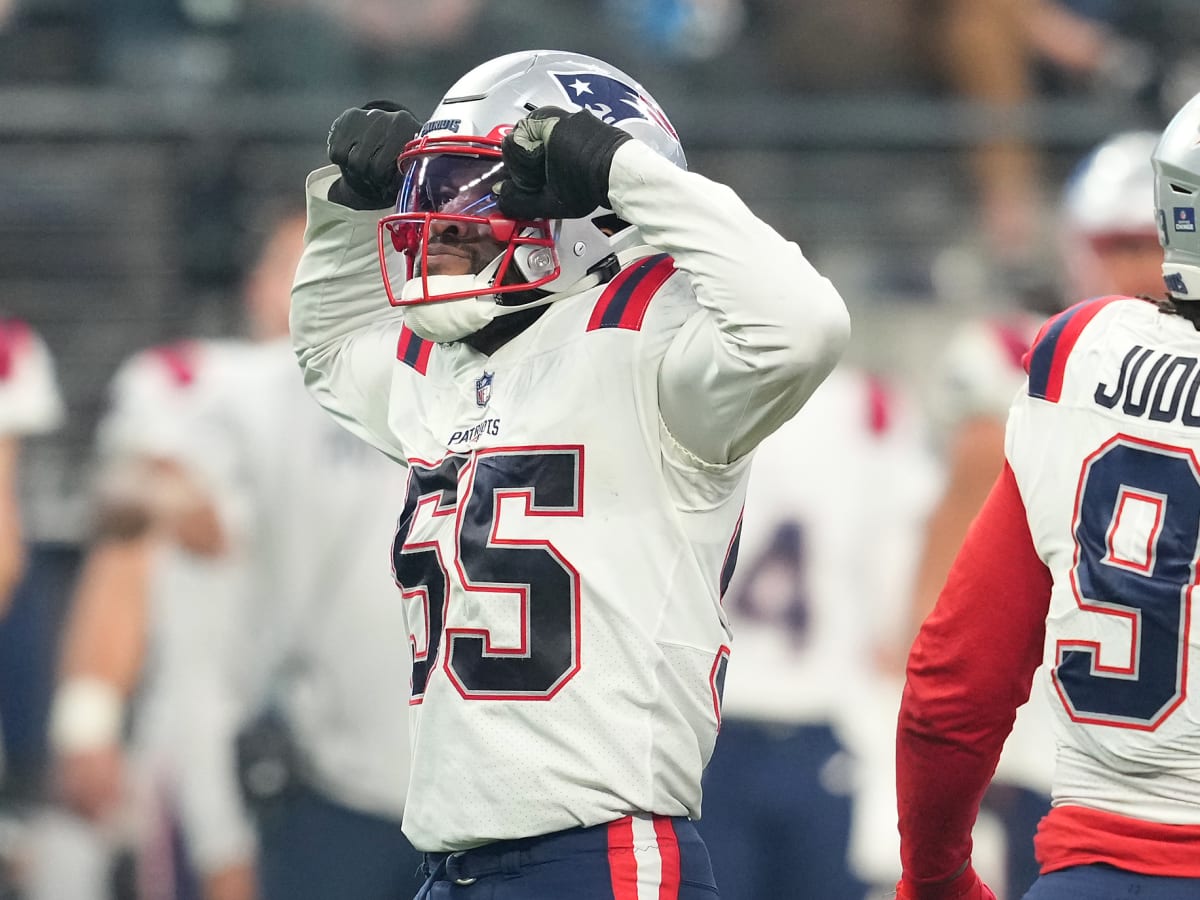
[[1, 1, 1199, 899]]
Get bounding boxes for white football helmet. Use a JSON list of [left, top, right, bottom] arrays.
[[378, 49, 686, 315], [1060, 130, 1162, 301], [1154, 92, 1200, 300]]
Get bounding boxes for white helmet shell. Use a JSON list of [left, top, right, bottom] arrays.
[[1062, 130, 1160, 237], [381, 50, 685, 310]]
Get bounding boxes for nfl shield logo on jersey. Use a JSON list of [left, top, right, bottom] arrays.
[[475, 371, 493, 407]]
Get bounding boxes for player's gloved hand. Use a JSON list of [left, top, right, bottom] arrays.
[[895, 864, 997, 900], [326, 101, 422, 210], [496, 106, 631, 220]]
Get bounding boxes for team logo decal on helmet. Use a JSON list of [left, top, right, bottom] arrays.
[[551, 72, 679, 139]]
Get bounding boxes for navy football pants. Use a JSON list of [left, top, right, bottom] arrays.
[[1022, 863, 1200, 899], [416, 814, 718, 899], [696, 720, 866, 900], [256, 782, 425, 900]]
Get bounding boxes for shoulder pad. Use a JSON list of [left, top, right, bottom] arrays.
[[586, 253, 676, 332], [1025, 295, 1128, 402]]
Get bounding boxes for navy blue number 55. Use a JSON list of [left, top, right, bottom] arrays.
[[393, 447, 584, 703]]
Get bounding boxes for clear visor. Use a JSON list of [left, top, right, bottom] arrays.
[[377, 141, 558, 307], [401, 153, 502, 218]]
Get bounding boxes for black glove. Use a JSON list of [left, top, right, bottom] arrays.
[[496, 106, 631, 220], [326, 100, 422, 210]]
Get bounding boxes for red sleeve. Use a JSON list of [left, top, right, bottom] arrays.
[[896, 462, 1053, 891]]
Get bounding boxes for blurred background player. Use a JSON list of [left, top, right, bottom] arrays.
[[0, 319, 64, 893], [896, 87, 1200, 900], [695, 366, 937, 900], [35, 277, 262, 900], [0, 320, 64, 617], [168, 222, 422, 900], [32, 210, 420, 900], [904, 128, 1165, 899]]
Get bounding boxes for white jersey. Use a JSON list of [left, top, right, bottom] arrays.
[[174, 339, 412, 836], [719, 367, 936, 731], [94, 339, 255, 758], [86, 340, 259, 870], [291, 141, 850, 850], [0, 319, 64, 436], [1008, 295, 1200, 823]]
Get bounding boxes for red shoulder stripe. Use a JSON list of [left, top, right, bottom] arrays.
[[1025, 295, 1125, 402], [865, 373, 892, 436], [0, 319, 30, 381], [151, 341, 199, 387], [396, 324, 432, 375], [587, 253, 675, 332]]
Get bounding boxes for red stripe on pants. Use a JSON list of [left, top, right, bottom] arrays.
[[607, 816, 640, 899]]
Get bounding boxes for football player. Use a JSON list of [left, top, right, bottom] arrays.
[[0, 319, 64, 614], [291, 49, 850, 897], [895, 93, 1200, 899], [43, 329, 256, 900], [695, 366, 937, 900], [903, 128, 1164, 899], [42, 212, 422, 900]]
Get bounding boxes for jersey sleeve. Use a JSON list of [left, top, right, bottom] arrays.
[[0, 321, 64, 437], [290, 166, 409, 461], [607, 141, 851, 465], [896, 462, 1053, 888]]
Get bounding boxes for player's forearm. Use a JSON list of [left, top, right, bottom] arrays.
[[291, 166, 408, 458], [291, 166, 403, 357], [0, 436, 24, 615], [609, 142, 850, 463]]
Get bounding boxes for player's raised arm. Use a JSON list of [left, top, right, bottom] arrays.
[[615, 142, 850, 464], [290, 104, 422, 460], [496, 108, 850, 465]]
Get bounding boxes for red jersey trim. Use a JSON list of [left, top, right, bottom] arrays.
[[150, 341, 200, 387], [0, 319, 31, 381], [586, 253, 675, 332], [396, 324, 432, 375], [1036, 805, 1200, 878], [1024, 296, 1125, 402]]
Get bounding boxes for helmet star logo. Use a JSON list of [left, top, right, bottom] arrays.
[[569, 79, 592, 96]]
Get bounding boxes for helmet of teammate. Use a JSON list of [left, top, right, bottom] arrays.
[[1154, 91, 1200, 300], [377, 50, 686, 313], [1060, 130, 1163, 302]]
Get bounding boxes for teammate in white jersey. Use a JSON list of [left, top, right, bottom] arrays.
[[291, 49, 849, 897], [696, 367, 936, 900], [0, 319, 62, 894], [168, 336, 421, 900], [42, 335, 255, 900], [895, 92, 1200, 900], [903, 129, 1165, 900], [44, 211, 423, 900], [0, 319, 64, 613]]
